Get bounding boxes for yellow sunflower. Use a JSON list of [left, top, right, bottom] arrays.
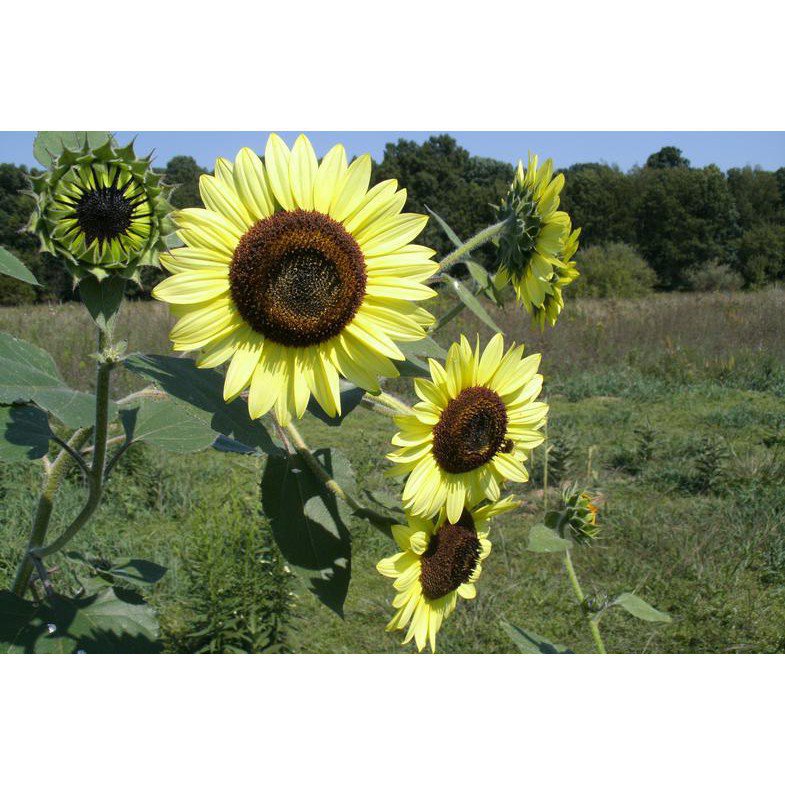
[[388, 334, 548, 524], [377, 496, 518, 652], [152, 133, 437, 425], [493, 152, 580, 324]]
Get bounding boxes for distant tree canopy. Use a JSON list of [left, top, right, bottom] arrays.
[[1, 138, 784, 304]]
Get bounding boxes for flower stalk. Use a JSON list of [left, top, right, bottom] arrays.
[[434, 217, 511, 276], [563, 549, 607, 654]]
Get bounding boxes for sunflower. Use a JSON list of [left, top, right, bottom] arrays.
[[152, 133, 437, 425], [531, 226, 581, 328], [493, 153, 580, 325], [29, 137, 172, 281], [377, 496, 518, 652], [388, 334, 548, 523]]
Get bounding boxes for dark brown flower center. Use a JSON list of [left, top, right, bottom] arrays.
[[229, 209, 366, 347], [431, 386, 508, 474], [420, 510, 481, 600]]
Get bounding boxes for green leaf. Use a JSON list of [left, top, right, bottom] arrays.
[[33, 131, 112, 168], [66, 552, 167, 586], [123, 353, 281, 456], [120, 398, 216, 454], [0, 587, 162, 653], [0, 404, 52, 461], [78, 276, 126, 332], [426, 205, 468, 251], [393, 356, 429, 377], [501, 621, 573, 653], [307, 381, 365, 426], [261, 449, 351, 616], [445, 275, 504, 333], [404, 335, 447, 361], [0, 247, 39, 287], [527, 523, 573, 553], [0, 332, 111, 427], [613, 592, 672, 623]]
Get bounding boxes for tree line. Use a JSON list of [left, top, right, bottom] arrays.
[[2, 134, 784, 305]]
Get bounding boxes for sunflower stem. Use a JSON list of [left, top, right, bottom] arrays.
[[373, 390, 413, 415], [29, 328, 115, 560], [563, 549, 607, 654], [359, 397, 399, 418], [434, 217, 511, 276], [429, 300, 466, 334], [283, 420, 397, 538]]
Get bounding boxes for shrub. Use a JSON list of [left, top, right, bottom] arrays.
[[570, 242, 657, 298], [685, 260, 744, 292], [737, 223, 785, 286]]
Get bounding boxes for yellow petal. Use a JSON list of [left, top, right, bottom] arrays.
[[233, 147, 275, 221], [264, 133, 294, 211], [152, 270, 229, 304], [223, 330, 263, 400], [329, 154, 371, 222], [199, 173, 252, 233], [313, 143, 347, 214], [358, 214, 428, 257], [289, 134, 318, 210]]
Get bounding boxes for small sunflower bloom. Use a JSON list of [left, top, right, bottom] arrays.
[[28, 137, 173, 281], [545, 486, 601, 545], [377, 496, 517, 652], [388, 333, 548, 523], [152, 133, 437, 425], [493, 153, 580, 326]]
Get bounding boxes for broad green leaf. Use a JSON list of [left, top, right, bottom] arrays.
[[446, 275, 504, 333], [261, 449, 351, 616], [0, 247, 39, 286], [0, 332, 111, 427], [307, 380, 365, 426], [0, 587, 162, 653], [33, 131, 112, 168], [426, 205, 468, 251], [613, 592, 672, 623], [501, 621, 573, 653], [78, 276, 126, 332], [66, 552, 167, 586], [404, 335, 447, 361], [120, 398, 216, 453], [123, 353, 281, 456], [393, 357, 429, 378], [0, 404, 52, 461], [527, 523, 573, 553]]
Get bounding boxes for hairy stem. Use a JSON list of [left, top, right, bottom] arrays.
[[30, 331, 115, 559], [563, 549, 607, 654], [373, 390, 413, 416], [434, 217, 511, 276], [283, 420, 397, 537], [10, 427, 93, 596]]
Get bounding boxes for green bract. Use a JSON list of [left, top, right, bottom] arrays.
[[28, 137, 173, 282], [545, 485, 601, 546]]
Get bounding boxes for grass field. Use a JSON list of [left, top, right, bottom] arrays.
[[2, 289, 785, 653]]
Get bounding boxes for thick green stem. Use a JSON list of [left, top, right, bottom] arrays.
[[373, 390, 413, 416], [283, 420, 397, 538], [30, 331, 114, 560], [563, 549, 607, 654], [435, 217, 511, 276], [10, 428, 92, 596]]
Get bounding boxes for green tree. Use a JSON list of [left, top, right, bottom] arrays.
[[727, 166, 785, 230], [161, 155, 205, 208], [645, 146, 691, 169], [736, 223, 785, 285]]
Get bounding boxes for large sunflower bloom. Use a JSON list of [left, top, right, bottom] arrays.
[[388, 334, 548, 523], [377, 496, 517, 652], [493, 153, 580, 324], [153, 133, 437, 425]]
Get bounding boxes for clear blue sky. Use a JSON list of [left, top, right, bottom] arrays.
[[1, 131, 783, 172]]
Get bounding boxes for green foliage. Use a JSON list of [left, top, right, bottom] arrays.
[[0, 246, 39, 287], [164, 512, 293, 654], [612, 592, 671, 623], [161, 155, 206, 209], [501, 621, 573, 653], [736, 223, 785, 285], [685, 260, 744, 291], [0, 404, 52, 461], [645, 146, 691, 169], [727, 166, 785, 230], [570, 242, 657, 298]]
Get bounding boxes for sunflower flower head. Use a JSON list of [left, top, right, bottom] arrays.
[[28, 137, 173, 281], [493, 153, 580, 326], [545, 485, 601, 545], [152, 133, 437, 426], [377, 496, 518, 652], [388, 333, 548, 524]]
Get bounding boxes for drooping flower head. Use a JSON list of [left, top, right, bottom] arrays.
[[29, 137, 173, 281], [388, 334, 548, 523], [493, 153, 580, 326], [153, 133, 437, 425], [377, 496, 517, 652]]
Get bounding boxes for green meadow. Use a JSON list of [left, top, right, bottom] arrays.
[[2, 289, 784, 652]]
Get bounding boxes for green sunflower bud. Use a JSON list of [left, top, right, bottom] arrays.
[[27, 136, 174, 282], [493, 153, 581, 327], [545, 485, 601, 546]]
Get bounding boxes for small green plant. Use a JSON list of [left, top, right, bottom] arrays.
[[685, 260, 743, 292], [570, 242, 657, 299]]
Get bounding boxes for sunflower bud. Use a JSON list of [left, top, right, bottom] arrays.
[[545, 485, 601, 545], [28, 137, 174, 281], [493, 154, 580, 327]]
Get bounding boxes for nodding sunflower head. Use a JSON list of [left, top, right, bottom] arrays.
[[545, 485, 601, 545], [28, 136, 174, 281], [492, 153, 581, 326]]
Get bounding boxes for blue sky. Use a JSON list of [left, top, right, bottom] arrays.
[[1, 131, 783, 172]]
